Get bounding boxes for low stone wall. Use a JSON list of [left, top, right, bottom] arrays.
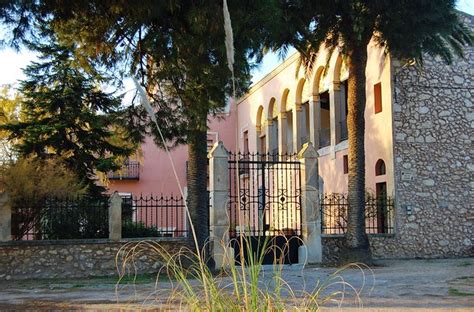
[[322, 235, 398, 263], [0, 238, 192, 280], [322, 234, 474, 264]]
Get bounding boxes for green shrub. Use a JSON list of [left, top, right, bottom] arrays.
[[122, 220, 162, 238]]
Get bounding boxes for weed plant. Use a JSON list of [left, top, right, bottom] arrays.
[[115, 234, 371, 311]]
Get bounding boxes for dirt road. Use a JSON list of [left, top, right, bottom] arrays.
[[0, 258, 472, 311]]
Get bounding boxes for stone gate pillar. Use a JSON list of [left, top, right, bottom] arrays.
[[208, 141, 232, 269], [298, 142, 322, 264], [109, 192, 123, 241], [0, 193, 11, 241]]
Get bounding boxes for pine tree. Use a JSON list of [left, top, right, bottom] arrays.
[[2, 41, 137, 195], [2, 0, 275, 252]]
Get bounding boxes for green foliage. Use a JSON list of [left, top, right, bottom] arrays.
[[0, 156, 86, 206], [1, 40, 140, 194], [37, 1, 275, 147], [121, 220, 162, 238], [266, 0, 473, 69], [0, 156, 89, 239]]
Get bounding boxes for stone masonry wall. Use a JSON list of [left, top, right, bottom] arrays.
[[0, 238, 192, 280], [386, 12, 474, 258]]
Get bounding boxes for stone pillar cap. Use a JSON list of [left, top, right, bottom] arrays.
[[298, 142, 319, 159], [208, 141, 229, 158]]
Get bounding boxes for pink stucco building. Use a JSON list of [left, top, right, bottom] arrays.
[[108, 106, 237, 197], [109, 43, 394, 200]]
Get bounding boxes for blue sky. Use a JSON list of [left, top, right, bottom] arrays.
[[0, 1, 473, 88]]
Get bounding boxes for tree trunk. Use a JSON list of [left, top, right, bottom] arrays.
[[344, 45, 371, 262], [186, 125, 210, 257]]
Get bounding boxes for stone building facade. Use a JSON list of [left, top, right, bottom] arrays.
[[385, 13, 474, 258]]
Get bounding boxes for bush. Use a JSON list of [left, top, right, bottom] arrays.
[[122, 220, 162, 238], [0, 157, 87, 239], [0, 157, 86, 205]]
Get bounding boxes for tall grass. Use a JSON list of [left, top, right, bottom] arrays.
[[115, 235, 372, 310]]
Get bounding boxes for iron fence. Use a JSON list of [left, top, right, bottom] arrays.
[[320, 193, 394, 235], [122, 194, 188, 238], [12, 196, 109, 240]]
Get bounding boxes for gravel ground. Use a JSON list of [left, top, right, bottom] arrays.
[[0, 258, 472, 311]]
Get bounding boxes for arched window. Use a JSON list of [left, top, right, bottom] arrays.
[[375, 159, 386, 176], [256, 106, 265, 154]]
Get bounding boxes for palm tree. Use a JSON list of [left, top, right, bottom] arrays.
[[266, 0, 472, 261]]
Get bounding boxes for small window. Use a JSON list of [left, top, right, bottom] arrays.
[[374, 82, 382, 114], [343, 155, 348, 174], [375, 159, 386, 176]]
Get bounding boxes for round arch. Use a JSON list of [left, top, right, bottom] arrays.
[[311, 66, 325, 95], [333, 53, 344, 84], [375, 159, 386, 176], [280, 88, 291, 112], [295, 78, 306, 106], [256, 105, 265, 129], [267, 97, 277, 120]]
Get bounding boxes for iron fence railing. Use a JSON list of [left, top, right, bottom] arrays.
[[320, 193, 394, 235], [12, 196, 109, 240], [122, 194, 188, 238], [107, 161, 140, 180]]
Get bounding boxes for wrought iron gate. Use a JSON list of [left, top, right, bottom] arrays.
[[228, 152, 302, 264]]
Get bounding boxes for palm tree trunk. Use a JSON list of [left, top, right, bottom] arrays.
[[345, 45, 371, 261], [186, 125, 209, 257]]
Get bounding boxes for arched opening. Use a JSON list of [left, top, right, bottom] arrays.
[[267, 97, 278, 155], [280, 88, 290, 113], [375, 159, 386, 176], [280, 89, 292, 153], [256, 105, 266, 155], [313, 66, 331, 148], [295, 78, 310, 150], [334, 53, 349, 142], [374, 158, 388, 234]]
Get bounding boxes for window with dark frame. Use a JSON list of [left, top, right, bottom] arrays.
[[343, 155, 348, 174], [375, 159, 386, 176]]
